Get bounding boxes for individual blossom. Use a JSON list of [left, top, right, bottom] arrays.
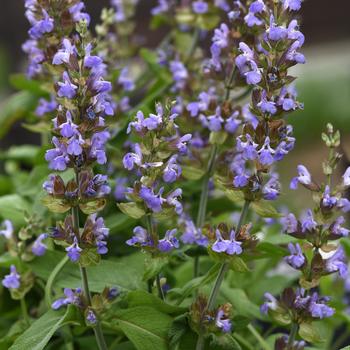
[[66, 238, 82, 262], [285, 243, 305, 269], [290, 165, 312, 190], [86, 309, 97, 325], [126, 226, 153, 248], [215, 309, 232, 333], [211, 230, 242, 255], [32, 233, 48, 256], [2, 265, 21, 289], [0, 219, 13, 239], [180, 218, 208, 247], [324, 247, 348, 279], [260, 292, 278, 314], [51, 287, 83, 310], [158, 229, 179, 252]]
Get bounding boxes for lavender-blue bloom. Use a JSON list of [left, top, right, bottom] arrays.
[[212, 229, 242, 255], [301, 209, 317, 232], [2, 265, 20, 289], [36, 96, 57, 117], [342, 167, 350, 187], [282, 0, 302, 11], [180, 218, 208, 247], [280, 213, 298, 234], [32, 233, 48, 256], [325, 247, 348, 279], [123, 143, 143, 170], [69, 2, 90, 24], [66, 238, 82, 262], [260, 292, 278, 315], [192, 0, 208, 14], [52, 287, 82, 310], [309, 293, 334, 319], [290, 164, 312, 189], [0, 219, 13, 239], [330, 216, 350, 237], [215, 309, 232, 333], [126, 226, 153, 247], [285, 243, 305, 269], [163, 155, 181, 183], [158, 229, 179, 252], [166, 188, 183, 215], [140, 186, 164, 213], [86, 310, 97, 324], [263, 174, 281, 200], [57, 72, 78, 99]]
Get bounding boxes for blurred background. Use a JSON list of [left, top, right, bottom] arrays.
[[0, 0, 349, 208]]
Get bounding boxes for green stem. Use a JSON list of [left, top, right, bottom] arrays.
[[193, 145, 218, 278], [20, 297, 30, 325], [195, 200, 250, 350], [71, 174, 107, 350], [146, 215, 164, 300], [287, 323, 299, 349], [45, 255, 69, 307], [247, 324, 271, 350]]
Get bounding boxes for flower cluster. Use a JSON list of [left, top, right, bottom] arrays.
[[51, 213, 109, 263], [23, 0, 90, 78], [121, 103, 191, 254], [40, 19, 113, 265], [261, 288, 334, 321]]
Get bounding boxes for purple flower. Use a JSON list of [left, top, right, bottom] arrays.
[[163, 156, 181, 183], [52, 288, 82, 310], [249, 0, 265, 13], [67, 135, 83, 156], [114, 177, 128, 200], [66, 238, 82, 262], [330, 216, 349, 237], [86, 310, 97, 324], [258, 92, 277, 115], [180, 219, 208, 247], [151, 0, 171, 15], [143, 104, 165, 130], [28, 9, 54, 39], [290, 165, 312, 189], [237, 134, 258, 160], [53, 39, 76, 65], [325, 247, 348, 279], [258, 137, 275, 166], [207, 107, 224, 132], [170, 59, 188, 91], [69, 2, 90, 24], [0, 219, 13, 239], [118, 67, 135, 91], [126, 226, 152, 247], [84, 43, 103, 68], [282, 0, 302, 11], [309, 293, 334, 319], [36, 97, 57, 117], [212, 23, 229, 49], [123, 144, 143, 170], [192, 1, 208, 14], [32, 233, 48, 256], [286, 40, 305, 64], [301, 209, 317, 232], [267, 15, 287, 41], [2, 265, 20, 289], [176, 134, 192, 154], [322, 186, 338, 209], [263, 174, 280, 200], [166, 188, 183, 214], [260, 292, 278, 314], [285, 243, 305, 269], [158, 229, 179, 252], [140, 186, 164, 213], [45, 137, 69, 171], [215, 309, 232, 333], [212, 230, 243, 255], [225, 111, 240, 133], [244, 12, 263, 27], [57, 72, 77, 99], [342, 167, 350, 187], [280, 213, 298, 234]]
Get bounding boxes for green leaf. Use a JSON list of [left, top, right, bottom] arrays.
[[111, 306, 173, 350], [29, 250, 144, 292], [79, 198, 106, 214], [118, 202, 146, 219], [79, 248, 101, 267], [168, 263, 221, 304], [299, 322, 324, 343], [9, 74, 48, 96], [42, 196, 71, 214], [0, 194, 31, 225], [181, 165, 205, 180], [0, 91, 39, 139], [9, 306, 79, 350], [143, 255, 169, 281], [251, 201, 282, 218], [220, 286, 262, 320], [126, 291, 186, 315], [229, 256, 250, 273], [1, 145, 41, 163], [210, 334, 242, 350], [105, 213, 137, 234]]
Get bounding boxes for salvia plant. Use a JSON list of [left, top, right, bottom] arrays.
[[0, 0, 349, 350]]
